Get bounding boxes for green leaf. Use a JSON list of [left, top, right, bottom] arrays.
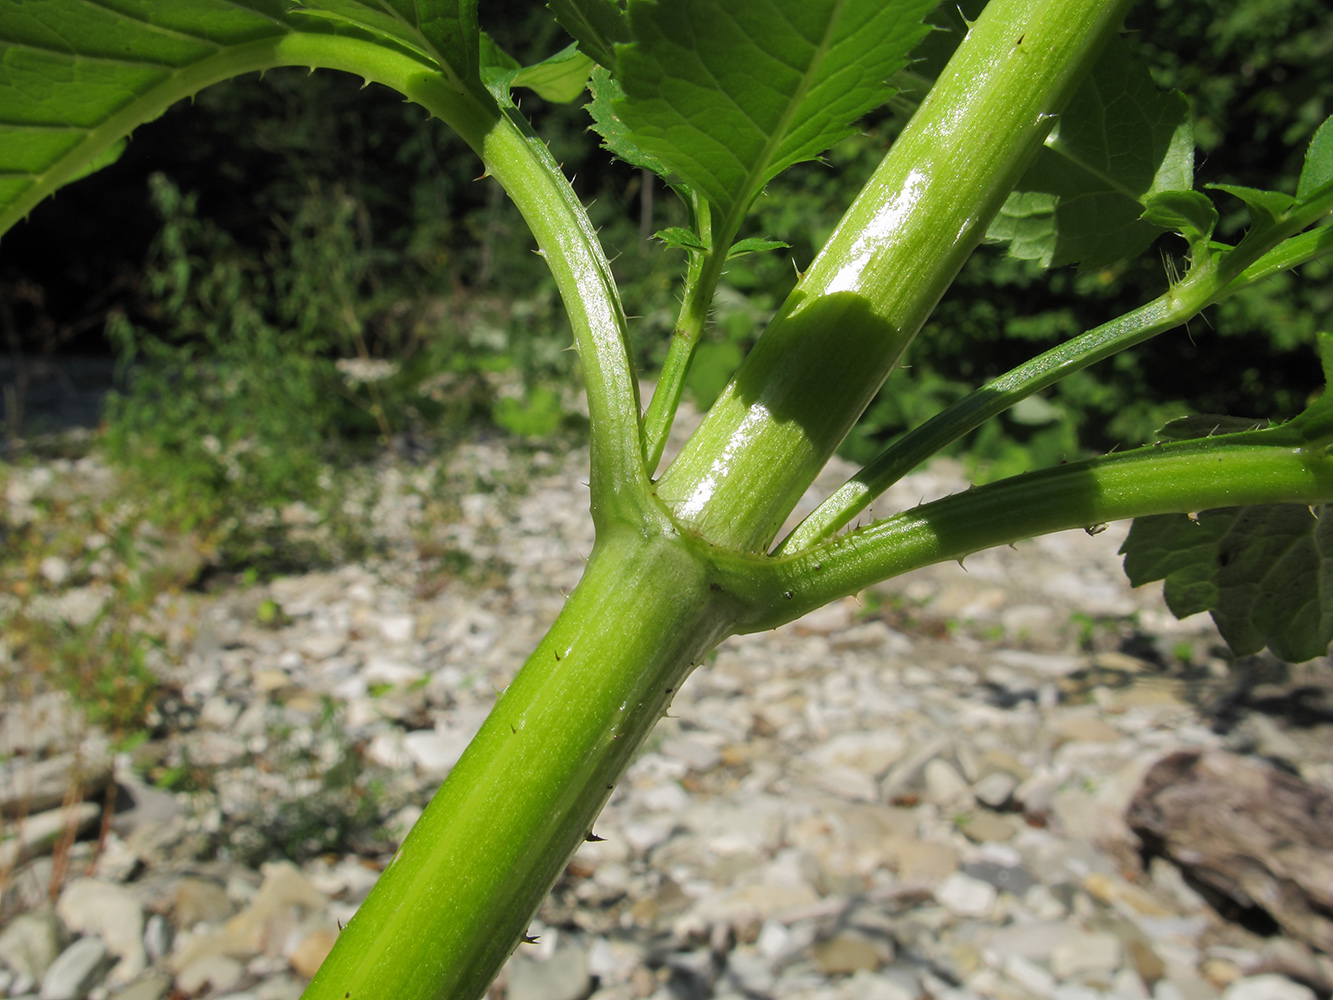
[[513, 46, 595, 103], [548, 0, 628, 69], [0, 0, 471, 238], [654, 226, 707, 252], [1122, 505, 1333, 661], [1207, 183, 1296, 229], [613, 0, 934, 236], [987, 36, 1193, 269], [1297, 115, 1333, 203], [1141, 190, 1218, 249], [290, 0, 479, 84], [1123, 333, 1333, 660], [726, 237, 790, 260], [586, 66, 672, 177]]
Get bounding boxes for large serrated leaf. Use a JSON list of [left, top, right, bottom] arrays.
[[548, 0, 628, 69], [586, 66, 671, 178], [1122, 333, 1333, 661], [986, 36, 1192, 269], [613, 0, 934, 237], [1122, 506, 1333, 662], [289, 0, 479, 84], [0, 0, 467, 238]]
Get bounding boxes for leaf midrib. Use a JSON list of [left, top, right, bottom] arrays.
[[710, 0, 848, 248]]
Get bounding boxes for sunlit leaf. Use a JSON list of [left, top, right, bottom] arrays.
[[612, 0, 934, 235], [988, 36, 1193, 269]]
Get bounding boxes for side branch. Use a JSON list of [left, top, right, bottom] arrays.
[[717, 436, 1333, 632]]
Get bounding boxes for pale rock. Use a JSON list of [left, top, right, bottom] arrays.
[[506, 940, 590, 1000], [39, 938, 108, 1000], [811, 933, 881, 974], [56, 880, 146, 984], [285, 925, 337, 978], [374, 613, 417, 645], [923, 759, 972, 805], [39, 556, 70, 586], [935, 873, 997, 917], [402, 728, 471, 775], [0, 751, 112, 815], [973, 772, 1017, 809], [725, 949, 775, 993], [364, 730, 410, 770], [808, 731, 908, 777], [143, 915, 172, 966], [297, 632, 346, 661], [1220, 975, 1315, 1000], [624, 816, 676, 854], [0, 802, 100, 869], [1051, 932, 1122, 979], [660, 735, 722, 772], [890, 839, 958, 886], [109, 975, 170, 1000], [171, 877, 234, 929], [814, 765, 879, 802], [984, 922, 1088, 963], [362, 655, 423, 686], [1048, 710, 1123, 745], [836, 969, 915, 1000], [176, 954, 245, 996], [0, 911, 62, 980], [1003, 954, 1055, 998], [992, 649, 1083, 677], [636, 782, 691, 813]]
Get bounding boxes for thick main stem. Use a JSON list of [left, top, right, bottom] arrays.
[[302, 526, 736, 1000], [653, 0, 1135, 551]]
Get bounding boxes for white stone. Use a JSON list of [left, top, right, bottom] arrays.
[[57, 879, 147, 984], [923, 759, 972, 805], [1051, 932, 1122, 979], [1003, 954, 1055, 998], [814, 765, 879, 802], [375, 613, 417, 644], [935, 872, 997, 917], [1221, 974, 1315, 1000], [402, 728, 471, 775], [39, 938, 108, 1000]]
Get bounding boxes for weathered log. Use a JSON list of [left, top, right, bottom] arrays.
[[1127, 749, 1333, 954]]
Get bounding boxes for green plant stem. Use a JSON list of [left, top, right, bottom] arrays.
[[719, 434, 1333, 631], [642, 198, 725, 474], [779, 215, 1333, 552], [302, 525, 737, 1000], [653, 0, 1136, 551]]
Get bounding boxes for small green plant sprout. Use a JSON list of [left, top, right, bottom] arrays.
[[4, 1, 1333, 998]]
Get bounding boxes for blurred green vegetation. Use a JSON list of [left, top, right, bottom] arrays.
[[0, 0, 1329, 506]]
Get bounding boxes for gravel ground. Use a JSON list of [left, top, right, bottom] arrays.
[[2, 424, 1331, 1000]]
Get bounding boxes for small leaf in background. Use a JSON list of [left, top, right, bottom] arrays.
[[1122, 505, 1333, 662], [1206, 183, 1296, 230], [654, 227, 709, 252], [548, 0, 628, 69], [1141, 190, 1218, 250], [987, 36, 1193, 269], [726, 237, 790, 260], [1297, 115, 1333, 203], [482, 37, 593, 104], [513, 46, 595, 102], [613, 0, 935, 235], [586, 67, 673, 178]]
